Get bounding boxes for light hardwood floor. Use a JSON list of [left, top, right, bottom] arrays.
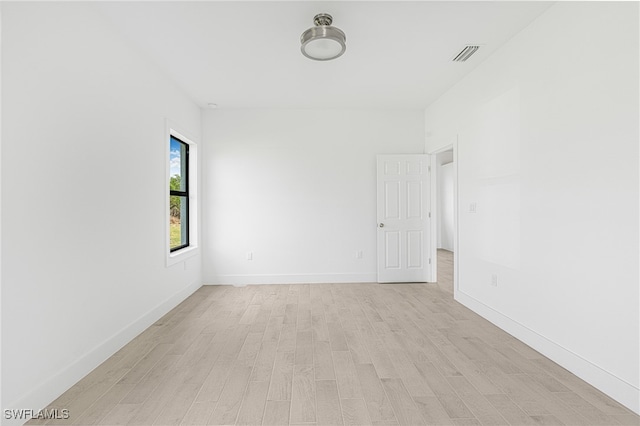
[[28, 252, 638, 425], [436, 249, 454, 295]]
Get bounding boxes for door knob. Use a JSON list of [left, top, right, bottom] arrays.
[[379, 223, 385, 228]]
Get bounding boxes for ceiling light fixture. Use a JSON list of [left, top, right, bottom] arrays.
[[300, 13, 346, 61]]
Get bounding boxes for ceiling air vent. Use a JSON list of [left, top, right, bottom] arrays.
[[452, 45, 480, 62]]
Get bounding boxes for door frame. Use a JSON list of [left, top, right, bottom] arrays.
[[428, 139, 459, 294]]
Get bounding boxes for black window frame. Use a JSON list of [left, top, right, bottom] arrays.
[[170, 136, 190, 252]]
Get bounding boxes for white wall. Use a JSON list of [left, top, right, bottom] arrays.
[[437, 161, 454, 251], [1, 3, 202, 418], [0, 4, 3, 415], [425, 2, 639, 413], [202, 109, 424, 285]]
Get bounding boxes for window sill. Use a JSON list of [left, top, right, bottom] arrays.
[[167, 245, 199, 267]]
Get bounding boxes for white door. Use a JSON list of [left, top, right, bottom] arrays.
[[377, 155, 432, 283]]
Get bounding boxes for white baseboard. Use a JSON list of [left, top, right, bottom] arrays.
[[3, 280, 202, 426], [455, 290, 640, 415], [208, 273, 377, 285]]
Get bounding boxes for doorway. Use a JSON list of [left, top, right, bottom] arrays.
[[430, 146, 456, 294]]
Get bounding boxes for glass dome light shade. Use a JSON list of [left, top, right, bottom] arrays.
[[300, 25, 346, 61]]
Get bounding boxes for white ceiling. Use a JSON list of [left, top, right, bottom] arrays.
[[94, 1, 552, 109]]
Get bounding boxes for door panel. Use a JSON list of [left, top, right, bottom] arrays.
[[407, 231, 423, 269], [385, 231, 401, 269], [384, 181, 400, 219], [407, 181, 422, 218], [377, 155, 431, 283]]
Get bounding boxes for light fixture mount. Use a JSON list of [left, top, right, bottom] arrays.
[[300, 13, 346, 61], [313, 13, 333, 26]]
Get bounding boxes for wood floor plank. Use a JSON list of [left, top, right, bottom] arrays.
[[340, 398, 372, 426], [562, 376, 633, 416], [236, 381, 269, 425], [312, 313, 330, 342], [414, 360, 474, 419], [262, 400, 290, 425], [173, 334, 217, 385], [380, 378, 425, 425], [286, 286, 299, 304], [507, 372, 589, 424], [277, 323, 297, 353], [403, 329, 462, 378], [207, 364, 252, 425], [332, 351, 363, 399], [119, 353, 181, 405], [315, 380, 343, 426], [453, 418, 482, 426], [298, 303, 313, 331], [151, 381, 201, 425], [327, 321, 349, 351], [446, 376, 507, 422], [165, 322, 208, 356], [38, 367, 115, 423], [237, 331, 264, 367], [250, 340, 278, 382], [299, 284, 311, 305], [554, 391, 622, 425], [324, 302, 340, 324], [485, 394, 538, 425], [238, 304, 261, 325], [527, 414, 565, 425], [349, 304, 373, 334], [70, 383, 135, 425], [220, 324, 252, 358], [195, 353, 236, 403], [343, 328, 372, 365], [413, 396, 455, 425], [267, 352, 294, 401], [95, 403, 140, 426], [45, 366, 131, 425], [117, 343, 173, 385], [613, 414, 640, 425], [295, 330, 313, 365], [358, 325, 398, 379], [284, 303, 298, 325], [262, 316, 284, 343], [360, 297, 384, 323], [179, 401, 217, 426], [313, 340, 336, 380], [480, 367, 553, 416], [380, 332, 434, 398], [437, 394, 478, 421], [290, 365, 316, 424], [126, 375, 185, 425], [475, 414, 509, 426], [270, 302, 287, 321], [437, 344, 502, 395], [354, 363, 398, 425]]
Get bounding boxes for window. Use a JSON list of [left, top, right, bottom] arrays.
[[169, 135, 189, 251], [166, 125, 197, 264]]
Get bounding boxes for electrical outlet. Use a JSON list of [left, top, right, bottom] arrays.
[[247, 252, 253, 261], [491, 274, 498, 287], [356, 250, 363, 259], [469, 202, 477, 213]]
